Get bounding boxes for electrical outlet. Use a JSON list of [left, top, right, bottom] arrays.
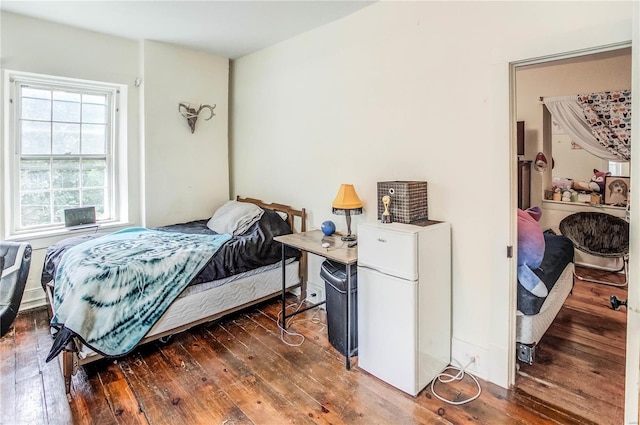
[[451, 338, 488, 379], [306, 284, 325, 307], [463, 352, 480, 374]]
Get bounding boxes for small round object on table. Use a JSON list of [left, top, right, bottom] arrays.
[[321, 220, 336, 236]]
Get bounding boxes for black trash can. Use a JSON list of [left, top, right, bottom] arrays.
[[320, 260, 357, 357]]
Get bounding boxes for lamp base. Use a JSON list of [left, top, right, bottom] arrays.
[[341, 234, 357, 242]]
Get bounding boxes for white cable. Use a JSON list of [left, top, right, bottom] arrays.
[[430, 358, 482, 405], [276, 301, 325, 347]]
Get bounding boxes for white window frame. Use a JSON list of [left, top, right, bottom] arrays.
[[3, 70, 128, 238]]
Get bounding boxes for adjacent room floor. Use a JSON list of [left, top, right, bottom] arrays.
[[515, 265, 628, 425]]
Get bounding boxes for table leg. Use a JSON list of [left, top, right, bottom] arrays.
[[281, 243, 287, 330], [346, 263, 351, 370]]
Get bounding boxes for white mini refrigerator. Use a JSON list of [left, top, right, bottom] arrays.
[[357, 221, 451, 396]]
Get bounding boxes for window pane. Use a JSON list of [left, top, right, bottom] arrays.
[[22, 98, 51, 121], [53, 90, 80, 102], [52, 123, 80, 154], [21, 191, 50, 206], [81, 124, 106, 154], [82, 159, 106, 187], [22, 87, 51, 100], [54, 190, 80, 208], [82, 189, 104, 211], [53, 208, 65, 224], [21, 206, 52, 227], [52, 159, 80, 188], [20, 159, 51, 190], [83, 94, 106, 105], [53, 190, 81, 224], [21, 191, 51, 227], [53, 100, 81, 122], [82, 103, 106, 124], [21, 121, 51, 154]]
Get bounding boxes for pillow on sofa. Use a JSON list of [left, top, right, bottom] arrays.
[[517, 206, 547, 298], [206, 200, 264, 235]]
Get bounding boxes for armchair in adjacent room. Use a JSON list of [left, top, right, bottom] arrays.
[[559, 211, 629, 287]]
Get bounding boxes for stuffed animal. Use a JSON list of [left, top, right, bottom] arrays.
[[572, 180, 593, 192], [552, 177, 573, 191], [517, 207, 547, 298], [590, 169, 611, 193]]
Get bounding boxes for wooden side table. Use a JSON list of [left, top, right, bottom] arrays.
[[274, 230, 358, 369]]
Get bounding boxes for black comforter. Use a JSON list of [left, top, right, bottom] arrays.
[[517, 233, 574, 315], [41, 208, 300, 290]]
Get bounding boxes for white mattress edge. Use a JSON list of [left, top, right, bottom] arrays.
[[516, 263, 574, 345]]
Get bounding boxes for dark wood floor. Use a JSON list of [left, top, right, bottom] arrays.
[[515, 265, 628, 425], [0, 270, 627, 425]]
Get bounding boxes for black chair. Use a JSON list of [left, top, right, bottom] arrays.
[[0, 242, 32, 337], [559, 212, 629, 287]]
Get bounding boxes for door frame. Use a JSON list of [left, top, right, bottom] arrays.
[[508, 39, 638, 423]]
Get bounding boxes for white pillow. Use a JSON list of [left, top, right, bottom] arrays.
[[206, 201, 264, 235]]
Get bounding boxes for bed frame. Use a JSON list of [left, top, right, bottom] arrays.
[[44, 196, 307, 397], [516, 263, 574, 364]]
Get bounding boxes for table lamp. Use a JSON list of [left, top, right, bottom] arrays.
[[332, 184, 363, 241]]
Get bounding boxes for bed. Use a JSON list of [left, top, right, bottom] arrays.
[[41, 196, 307, 395], [516, 232, 574, 364]]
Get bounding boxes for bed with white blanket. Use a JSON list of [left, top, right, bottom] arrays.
[[41, 197, 306, 395], [516, 232, 574, 364]]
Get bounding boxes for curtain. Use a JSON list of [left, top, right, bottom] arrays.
[[543, 90, 631, 161]]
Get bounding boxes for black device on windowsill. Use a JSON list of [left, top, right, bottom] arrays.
[[64, 206, 97, 229]]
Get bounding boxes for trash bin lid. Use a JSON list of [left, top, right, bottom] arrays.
[[320, 259, 357, 292]]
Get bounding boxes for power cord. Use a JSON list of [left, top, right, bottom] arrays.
[[429, 357, 482, 405], [276, 301, 325, 347]]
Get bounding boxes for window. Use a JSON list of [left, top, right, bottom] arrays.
[[5, 71, 124, 235], [608, 161, 630, 177]]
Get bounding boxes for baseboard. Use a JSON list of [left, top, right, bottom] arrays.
[[19, 287, 47, 312]]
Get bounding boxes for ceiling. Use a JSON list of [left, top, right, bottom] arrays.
[[0, 1, 375, 59]]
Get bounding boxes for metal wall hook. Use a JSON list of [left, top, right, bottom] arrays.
[[178, 103, 216, 133]]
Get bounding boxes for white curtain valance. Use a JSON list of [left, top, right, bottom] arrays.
[[543, 90, 631, 162]]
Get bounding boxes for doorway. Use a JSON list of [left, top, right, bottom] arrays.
[[512, 45, 631, 424]]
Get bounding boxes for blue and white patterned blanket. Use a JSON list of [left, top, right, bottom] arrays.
[[48, 227, 231, 358]]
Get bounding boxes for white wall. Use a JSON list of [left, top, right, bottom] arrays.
[[231, 0, 633, 389], [0, 13, 230, 308], [142, 41, 229, 228]]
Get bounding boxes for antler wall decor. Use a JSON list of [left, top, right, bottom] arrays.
[[178, 103, 216, 133]]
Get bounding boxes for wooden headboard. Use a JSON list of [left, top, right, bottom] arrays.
[[237, 196, 307, 290], [236, 196, 306, 233]]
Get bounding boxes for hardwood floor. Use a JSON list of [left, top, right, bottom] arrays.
[[515, 265, 628, 425], [0, 279, 626, 425]]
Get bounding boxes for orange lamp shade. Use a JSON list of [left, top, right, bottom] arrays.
[[332, 184, 363, 210]]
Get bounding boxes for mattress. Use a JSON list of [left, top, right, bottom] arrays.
[[516, 262, 574, 345], [517, 233, 574, 315], [77, 260, 300, 359]]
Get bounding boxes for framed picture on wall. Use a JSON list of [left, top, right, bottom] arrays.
[[604, 176, 630, 206]]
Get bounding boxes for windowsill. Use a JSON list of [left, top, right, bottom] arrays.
[[5, 221, 134, 250], [542, 199, 627, 212]]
